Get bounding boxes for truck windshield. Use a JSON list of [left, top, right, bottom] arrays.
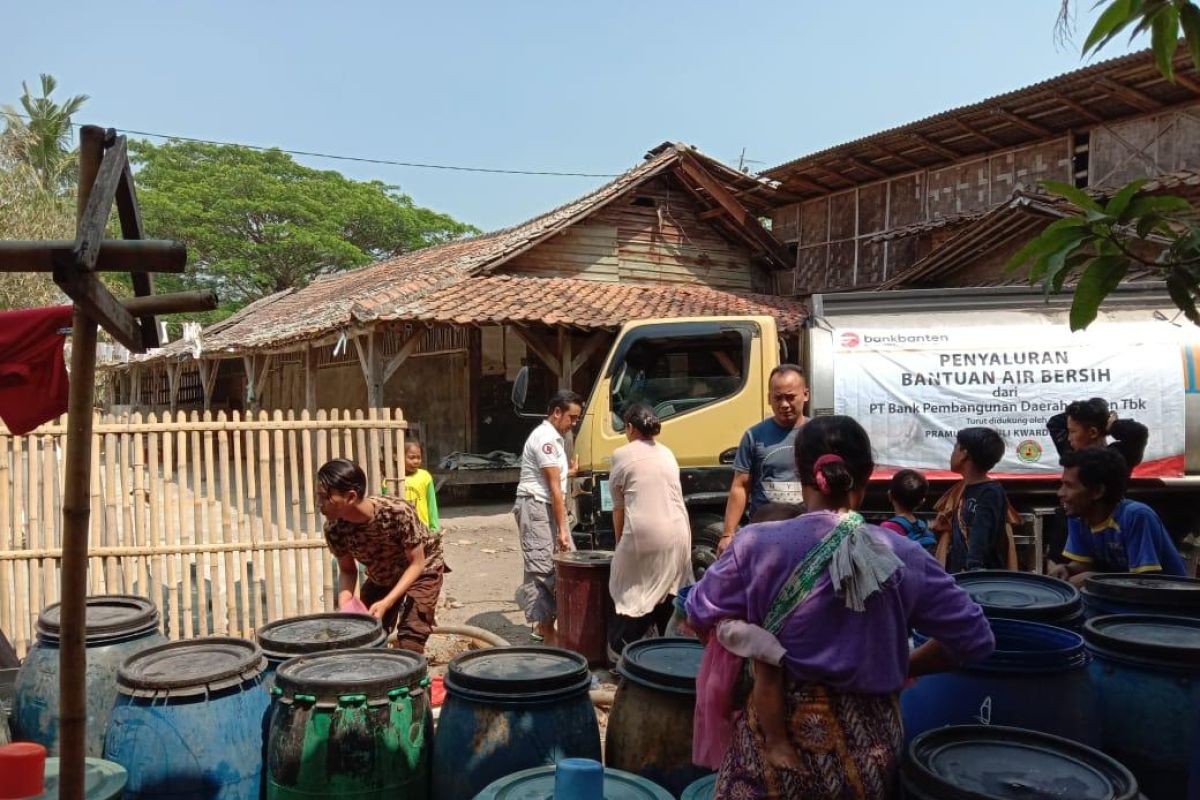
[[611, 329, 747, 431]]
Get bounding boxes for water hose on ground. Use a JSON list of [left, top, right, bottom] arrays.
[[429, 624, 510, 649]]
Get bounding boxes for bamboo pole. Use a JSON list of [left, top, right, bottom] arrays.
[[215, 413, 238, 636], [27, 435, 44, 619], [58, 123, 106, 800], [145, 414, 165, 635], [103, 432, 120, 591], [117, 428, 135, 594], [162, 419, 181, 638], [0, 429, 10, 649], [190, 413, 210, 636], [130, 413, 150, 600], [316, 410, 332, 608], [230, 411, 254, 632], [285, 410, 308, 614], [18, 419, 410, 435], [87, 432, 103, 596], [272, 410, 295, 619], [176, 412, 193, 638], [202, 412, 223, 635], [12, 433, 30, 653], [299, 410, 322, 613], [258, 411, 280, 623], [243, 411, 265, 629]]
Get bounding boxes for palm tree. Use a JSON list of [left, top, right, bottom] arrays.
[[1, 74, 88, 193]]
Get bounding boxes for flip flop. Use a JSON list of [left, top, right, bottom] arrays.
[[530, 631, 545, 643]]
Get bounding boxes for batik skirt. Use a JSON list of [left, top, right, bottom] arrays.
[[715, 682, 902, 800]]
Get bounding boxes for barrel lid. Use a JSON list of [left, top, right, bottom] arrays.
[[681, 773, 717, 800], [553, 549, 613, 567], [1082, 573, 1200, 607], [618, 638, 704, 694], [37, 595, 159, 644], [117, 637, 265, 696], [955, 571, 1081, 619], [275, 648, 426, 700], [906, 725, 1138, 800], [1084, 614, 1200, 665], [446, 647, 590, 700], [38, 758, 127, 800], [474, 765, 674, 799], [255, 613, 385, 660]]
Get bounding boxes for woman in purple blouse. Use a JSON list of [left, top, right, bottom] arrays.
[[687, 416, 995, 799]]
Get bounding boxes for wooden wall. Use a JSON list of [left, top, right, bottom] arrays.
[[1090, 104, 1200, 186], [503, 175, 770, 292]]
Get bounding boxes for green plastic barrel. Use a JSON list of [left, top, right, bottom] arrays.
[[37, 757, 128, 800], [681, 774, 716, 800], [266, 648, 432, 800], [472, 765, 674, 799]]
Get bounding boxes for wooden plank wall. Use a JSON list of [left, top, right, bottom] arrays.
[[1090, 104, 1200, 186], [0, 409, 407, 657], [503, 175, 765, 292]]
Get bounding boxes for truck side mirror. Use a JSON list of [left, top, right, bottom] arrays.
[[511, 366, 530, 413]]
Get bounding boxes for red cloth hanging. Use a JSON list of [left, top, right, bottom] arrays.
[[0, 305, 74, 435]]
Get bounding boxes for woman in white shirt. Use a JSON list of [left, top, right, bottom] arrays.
[[607, 403, 694, 663]]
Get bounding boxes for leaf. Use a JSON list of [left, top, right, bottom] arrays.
[[1181, 3, 1200, 72], [1136, 211, 1168, 238], [1069, 255, 1131, 330], [1085, 0, 1136, 53], [1151, 3, 1181, 81], [1041, 180, 1105, 213], [1167, 269, 1200, 324], [1006, 219, 1090, 274], [1105, 178, 1151, 221], [1126, 194, 1194, 218]]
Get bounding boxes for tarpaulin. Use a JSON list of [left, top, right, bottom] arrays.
[[0, 305, 73, 435]]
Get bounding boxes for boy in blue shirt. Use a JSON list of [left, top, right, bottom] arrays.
[[1052, 448, 1187, 583]]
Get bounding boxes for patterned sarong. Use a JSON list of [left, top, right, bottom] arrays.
[[715, 681, 902, 800]]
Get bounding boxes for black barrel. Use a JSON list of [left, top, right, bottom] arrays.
[[256, 613, 386, 673], [432, 647, 600, 800], [955, 571, 1084, 629], [903, 725, 1140, 800], [1081, 573, 1200, 619]]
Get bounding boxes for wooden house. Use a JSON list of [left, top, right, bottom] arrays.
[[104, 143, 806, 473]]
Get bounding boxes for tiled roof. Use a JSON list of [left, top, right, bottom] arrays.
[[866, 211, 985, 243], [379, 274, 808, 331]]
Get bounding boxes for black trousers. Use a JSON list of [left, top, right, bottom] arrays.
[[607, 596, 675, 665]]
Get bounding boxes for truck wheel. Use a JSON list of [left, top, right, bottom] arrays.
[[690, 513, 724, 581]]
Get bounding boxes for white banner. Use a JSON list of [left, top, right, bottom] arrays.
[[832, 322, 1185, 476]]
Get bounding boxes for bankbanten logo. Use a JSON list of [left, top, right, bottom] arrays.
[[840, 332, 861, 348], [1016, 439, 1043, 463]]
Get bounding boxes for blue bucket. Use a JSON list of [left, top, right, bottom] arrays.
[[903, 618, 1098, 746], [103, 637, 270, 800], [1084, 613, 1200, 800]]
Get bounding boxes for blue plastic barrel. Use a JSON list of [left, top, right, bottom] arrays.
[[902, 725, 1139, 800], [38, 757, 128, 800], [103, 637, 270, 800], [472, 764, 674, 799], [955, 571, 1084, 629], [1084, 614, 1200, 800], [433, 647, 601, 800], [12, 595, 165, 757], [681, 773, 716, 800], [1081, 573, 1200, 619], [902, 618, 1098, 746]]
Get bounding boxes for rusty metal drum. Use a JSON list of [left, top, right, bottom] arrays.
[[554, 550, 613, 666]]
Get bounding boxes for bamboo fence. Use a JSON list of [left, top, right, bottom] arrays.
[[0, 408, 407, 657]]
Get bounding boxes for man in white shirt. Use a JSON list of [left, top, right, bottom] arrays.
[[514, 390, 583, 644]]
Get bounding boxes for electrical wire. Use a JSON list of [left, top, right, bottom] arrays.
[[2, 112, 623, 178]]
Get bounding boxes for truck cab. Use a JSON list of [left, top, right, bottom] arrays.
[[562, 316, 780, 574]]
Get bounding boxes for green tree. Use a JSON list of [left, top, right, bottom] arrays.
[[129, 140, 478, 320], [1, 74, 88, 193], [1014, 2, 1200, 328]]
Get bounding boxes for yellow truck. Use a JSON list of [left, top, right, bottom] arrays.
[[513, 285, 1200, 575]]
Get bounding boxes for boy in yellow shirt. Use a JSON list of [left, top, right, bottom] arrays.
[[403, 441, 440, 531]]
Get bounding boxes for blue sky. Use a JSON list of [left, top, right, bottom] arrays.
[[2, 2, 1144, 232]]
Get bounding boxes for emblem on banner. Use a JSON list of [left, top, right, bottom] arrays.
[[840, 332, 861, 348], [1016, 439, 1043, 464]]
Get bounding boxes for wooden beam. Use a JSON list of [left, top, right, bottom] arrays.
[[786, 174, 833, 194], [0, 240, 187, 273], [510, 325, 561, 375], [953, 118, 1003, 148], [844, 156, 888, 180], [1096, 77, 1160, 112], [121, 289, 217, 316], [871, 144, 922, 170], [381, 327, 429, 383], [991, 108, 1052, 137], [809, 164, 854, 186], [355, 331, 383, 408], [116, 158, 158, 348], [570, 332, 609, 375], [166, 362, 183, 413], [558, 329, 573, 391], [304, 346, 318, 413], [1172, 72, 1200, 95], [907, 133, 960, 160], [53, 260, 145, 353], [698, 207, 726, 221], [198, 359, 219, 411], [73, 134, 126, 271], [1050, 92, 1104, 123], [57, 123, 104, 800], [674, 153, 794, 269]]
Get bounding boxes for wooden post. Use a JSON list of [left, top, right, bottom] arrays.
[[58, 124, 105, 800], [558, 329, 573, 391], [304, 345, 318, 413], [354, 331, 383, 410]]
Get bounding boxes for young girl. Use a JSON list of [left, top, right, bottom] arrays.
[[403, 441, 440, 532]]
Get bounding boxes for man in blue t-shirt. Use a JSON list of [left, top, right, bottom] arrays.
[[719, 364, 809, 554], [1051, 448, 1187, 583]]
